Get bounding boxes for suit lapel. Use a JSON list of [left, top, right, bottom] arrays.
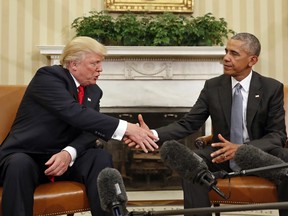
[[83, 87, 100, 109], [246, 72, 262, 130], [219, 76, 232, 127], [63, 69, 78, 101], [83, 89, 92, 107]]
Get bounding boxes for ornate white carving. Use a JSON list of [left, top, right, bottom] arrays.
[[125, 60, 172, 79], [37, 46, 224, 80]]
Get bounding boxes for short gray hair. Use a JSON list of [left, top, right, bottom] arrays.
[[231, 33, 261, 56]]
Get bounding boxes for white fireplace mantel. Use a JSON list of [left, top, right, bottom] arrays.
[[38, 45, 225, 57], [38, 45, 225, 80], [37, 45, 225, 106]]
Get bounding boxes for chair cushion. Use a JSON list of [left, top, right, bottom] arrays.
[[209, 176, 278, 204], [0, 181, 90, 216]]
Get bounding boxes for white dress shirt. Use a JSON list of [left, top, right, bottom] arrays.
[[231, 71, 253, 143]]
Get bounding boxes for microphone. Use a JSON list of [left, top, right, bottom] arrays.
[[97, 167, 128, 216], [234, 144, 288, 184], [159, 140, 227, 199]]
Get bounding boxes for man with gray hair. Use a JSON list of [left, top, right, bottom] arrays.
[[134, 32, 288, 216]]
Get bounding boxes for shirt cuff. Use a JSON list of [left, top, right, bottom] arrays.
[[63, 146, 77, 167], [151, 129, 159, 142], [111, 120, 127, 141]]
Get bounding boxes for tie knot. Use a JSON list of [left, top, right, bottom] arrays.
[[235, 83, 242, 90], [234, 83, 242, 94], [78, 85, 84, 92]]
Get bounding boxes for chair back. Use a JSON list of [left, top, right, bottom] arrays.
[[0, 85, 26, 144]]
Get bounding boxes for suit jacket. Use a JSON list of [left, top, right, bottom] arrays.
[[156, 71, 287, 153], [0, 65, 119, 162]]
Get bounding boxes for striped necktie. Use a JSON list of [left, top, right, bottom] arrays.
[[229, 83, 243, 171]]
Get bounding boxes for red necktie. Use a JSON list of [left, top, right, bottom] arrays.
[[48, 164, 55, 182], [49, 175, 54, 183], [78, 86, 85, 104]]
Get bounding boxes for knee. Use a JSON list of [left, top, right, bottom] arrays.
[[4, 153, 38, 176], [96, 149, 113, 168], [270, 148, 288, 162], [88, 149, 113, 168]]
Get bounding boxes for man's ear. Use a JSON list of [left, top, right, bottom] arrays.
[[68, 61, 78, 71], [248, 55, 258, 67]]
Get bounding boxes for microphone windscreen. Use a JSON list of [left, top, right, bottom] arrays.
[[97, 167, 128, 212], [234, 144, 288, 184], [160, 140, 207, 183]]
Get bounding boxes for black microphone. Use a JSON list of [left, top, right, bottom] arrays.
[[234, 144, 288, 184], [97, 167, 129, 216], [159, 140, 227, 199]]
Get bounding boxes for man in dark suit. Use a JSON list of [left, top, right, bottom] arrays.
[[132, 32, 288, 216], [0, 36, 158, 216]]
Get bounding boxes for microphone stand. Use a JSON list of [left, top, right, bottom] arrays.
[[127, 165, 288, 216], [214, 163, 288, 179], [128, 164, 288, 216], [128, 201, 288, 216]]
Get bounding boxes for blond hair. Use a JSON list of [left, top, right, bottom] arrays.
[[60, 36, 107, 68]]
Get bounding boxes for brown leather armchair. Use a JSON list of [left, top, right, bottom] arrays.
[[194, 85, 288, 216], [0, 85, 182, 215], [0, 86, 91, 216]]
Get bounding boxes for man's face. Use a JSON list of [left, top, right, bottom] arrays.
[[70, 53, 104, 86], [223, 39, 258, 81]]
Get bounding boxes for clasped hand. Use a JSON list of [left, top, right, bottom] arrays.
[[44, 150, 71, 177], [210, 134, 241, 163], [123, 114, 158, 153]]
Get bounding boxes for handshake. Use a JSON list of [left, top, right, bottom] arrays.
[[123, 114, 158, 153]]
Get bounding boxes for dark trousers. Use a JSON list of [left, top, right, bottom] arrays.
[[0, 148, 113, 216], [182, 147, 230, 216], [182, 146, 288, 216]]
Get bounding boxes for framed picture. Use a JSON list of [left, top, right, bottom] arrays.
[[104, 0, 194, 13]]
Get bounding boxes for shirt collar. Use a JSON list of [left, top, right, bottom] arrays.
[[231, 71, 253, 92], [69, 72, 80, 88]]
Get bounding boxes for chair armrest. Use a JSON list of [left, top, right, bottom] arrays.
[[194, 134, 213, 149]]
